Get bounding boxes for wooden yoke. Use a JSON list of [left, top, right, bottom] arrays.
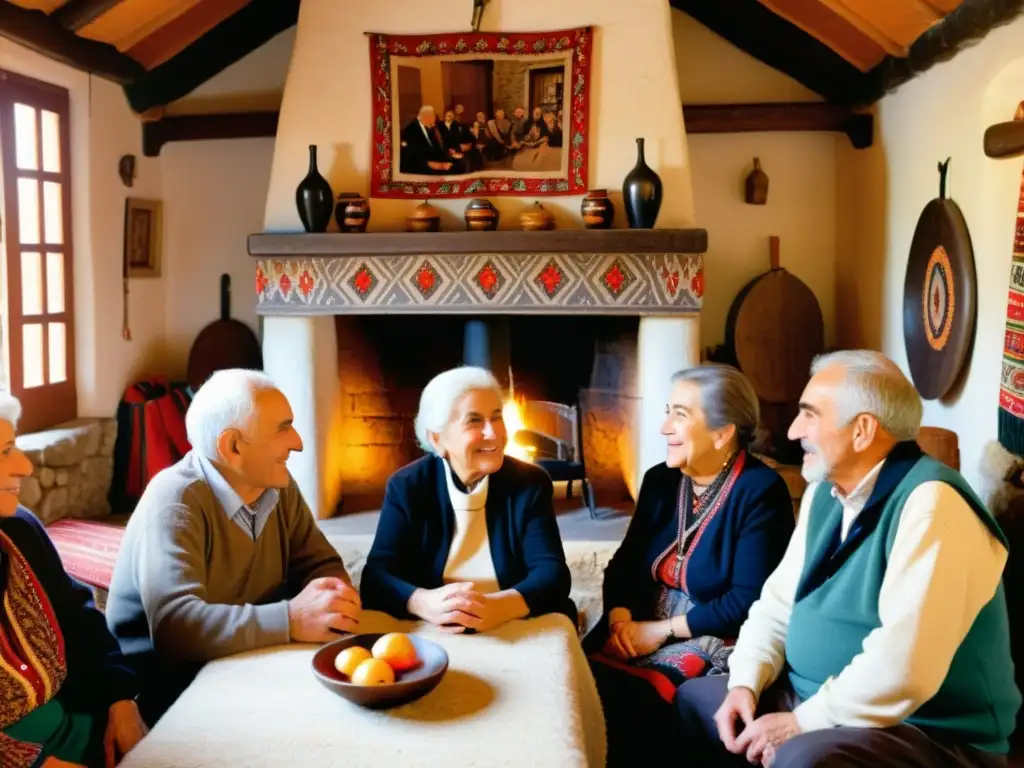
[[984, 101, 1024, 159]]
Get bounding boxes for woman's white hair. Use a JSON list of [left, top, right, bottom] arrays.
[[185, 369, 279, 459], [0, 392, 21, 427], [810, 349, 922, 441], [414, 366, 503, 455]]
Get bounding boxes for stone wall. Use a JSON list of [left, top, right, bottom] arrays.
[[17, 418, 116, 524], [492, 60, 529, 113]]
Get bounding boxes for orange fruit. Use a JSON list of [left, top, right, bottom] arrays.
[[350, 657, 395, 686], [371, 632, 419, 672], [334, 646, 372, 678]]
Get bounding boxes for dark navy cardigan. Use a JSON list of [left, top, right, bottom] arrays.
[[586, 454, 794, 648], [0, 508, 137, 718], [360, 455, 576, 625]]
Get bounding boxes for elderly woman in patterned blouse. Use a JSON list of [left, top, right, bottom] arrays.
[[0, 392, 147, 767]]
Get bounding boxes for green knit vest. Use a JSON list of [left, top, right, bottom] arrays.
[[785, 457, 1021, 753]]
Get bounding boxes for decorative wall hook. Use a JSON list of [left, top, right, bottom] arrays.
[[471, 0, 490, 32]]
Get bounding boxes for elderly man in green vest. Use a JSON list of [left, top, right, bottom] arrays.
[[675, 350, 1021, 767]]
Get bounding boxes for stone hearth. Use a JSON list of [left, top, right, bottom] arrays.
[[250, 229, 707, 517]]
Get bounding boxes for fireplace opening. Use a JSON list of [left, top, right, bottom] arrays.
[[334, 314, 641, 515]]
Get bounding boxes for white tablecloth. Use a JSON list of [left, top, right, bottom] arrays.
[[120, 611, 606, 767]]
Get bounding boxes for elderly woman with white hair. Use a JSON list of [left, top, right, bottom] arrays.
[[361, 366, 575, 632], [0, 392, 148, 767]]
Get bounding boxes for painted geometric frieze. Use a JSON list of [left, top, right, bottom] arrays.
[[253, 252, 704, 315]]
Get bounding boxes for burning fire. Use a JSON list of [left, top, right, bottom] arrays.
[[502, 372, 535, 462]]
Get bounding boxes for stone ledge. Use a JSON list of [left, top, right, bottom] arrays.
[[16, 418, 117, 523]]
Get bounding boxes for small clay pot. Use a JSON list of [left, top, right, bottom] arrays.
[[745, 157, 769, 205], [464, 198, 499, 231], [581, 189, 614, 229], [335, 192, 370, 232], [520, 202, 555, 231], [405, 200, 441, 233]]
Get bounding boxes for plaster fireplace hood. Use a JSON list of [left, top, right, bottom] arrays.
[[250, 228, 707, 517]]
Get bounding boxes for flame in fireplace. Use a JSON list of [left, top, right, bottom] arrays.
[[502, 370, 535, 462]]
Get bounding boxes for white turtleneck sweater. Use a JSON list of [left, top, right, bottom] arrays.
[[442, 461, 500, 594]]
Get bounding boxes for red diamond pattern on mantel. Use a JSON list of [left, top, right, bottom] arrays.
[[413, 261, 441, 299], [536, 261, 564, 298], [476, 261, 502, 300], [601, 259, 636, 298], [255, 252, 703, 315], [351, 263, 377, 300]]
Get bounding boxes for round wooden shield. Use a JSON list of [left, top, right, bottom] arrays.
[[903, 191, 977, 400]]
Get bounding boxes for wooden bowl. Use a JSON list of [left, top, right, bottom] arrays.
[[311, 633, 448, 709]]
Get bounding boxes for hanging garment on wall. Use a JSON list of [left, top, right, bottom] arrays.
[[108, 378, 192, 515], [999, 161, 1024, 456]]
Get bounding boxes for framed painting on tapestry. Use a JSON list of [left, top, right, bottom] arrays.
[[367, 26, 592, 199]]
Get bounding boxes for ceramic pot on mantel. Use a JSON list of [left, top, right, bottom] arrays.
[[622, 137, 662, 229], [581, 189, 614, 229], [335, 192, 370, 232], [295, 144, 334, 233], [520, 201, 555, 231], [406, 200, 441, 232], [464, 198, 499, 231]]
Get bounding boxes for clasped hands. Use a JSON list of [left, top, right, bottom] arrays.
[[602, 618, 670, 661], [714, 687, 802, 767], [407, 581, 511, 633], [288, 576, 362, 643]]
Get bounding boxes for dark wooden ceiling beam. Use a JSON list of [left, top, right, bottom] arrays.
[[684, 102, 873, 148], [0, 2, 142, 84], [51, 0, 127, 33], [140, 102, 872, 157], [142, 110, 279, 156], [124, 0, 299, 114]]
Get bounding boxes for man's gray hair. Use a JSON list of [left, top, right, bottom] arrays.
[[0, 392, 21, 428], [418, 105, 436, 117], [810, 349, 922, 441], [671, 364, 760, 449], [185, 369, 279, 460], [414, 366, 503, 455]]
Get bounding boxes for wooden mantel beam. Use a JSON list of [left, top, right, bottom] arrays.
[[0, 2, 142, 84], [51, 0, 127, 32], [141, 102, 873, 155]]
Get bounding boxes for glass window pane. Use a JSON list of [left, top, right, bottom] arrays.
[[48, 322, 65, 384], [20, 252, 42, 316], [43, 181, 62, 245], [17, 178, 39, 244], [46, 253, 64, 313], [21, 324, 43, 388], [40, 110, 60, 173], [14, 103, 37, 171]]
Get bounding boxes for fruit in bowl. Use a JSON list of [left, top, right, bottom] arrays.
[[371, 632, 419, 673], [311, 632, 449, 709]]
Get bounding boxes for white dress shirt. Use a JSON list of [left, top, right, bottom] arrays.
[[441, 461, 500, 594], [727, 460, 1008, 731]]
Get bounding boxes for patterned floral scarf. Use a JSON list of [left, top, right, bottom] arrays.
[[0, 529, 68, 767]]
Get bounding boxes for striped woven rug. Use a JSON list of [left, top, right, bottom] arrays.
[[46, 519, 125, 590]]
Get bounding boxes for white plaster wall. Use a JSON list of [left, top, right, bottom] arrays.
[[0, 40, 165, 418], [837, 12, 1024, 492]]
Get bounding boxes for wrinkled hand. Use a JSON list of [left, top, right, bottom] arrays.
[[408, 582, 485, 631], [104, 699, 148, 767], [603, 620, 666, 660], [288, 576, 361, 643], [427, 161, 453, 171], [734, 712, 801, 765], [714, 686, 758, 754]]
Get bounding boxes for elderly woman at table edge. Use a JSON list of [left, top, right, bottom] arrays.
[[0, 392, 148, 768], [360, 366, 576, 633], [105, 369, 359, 727], [582, 364, 794, 766]]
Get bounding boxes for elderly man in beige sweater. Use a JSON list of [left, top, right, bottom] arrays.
[[106, 369, 359, 726]]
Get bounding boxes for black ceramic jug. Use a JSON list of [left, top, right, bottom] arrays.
[[296, 144, 334, 232], [622, 137, 663, 229]]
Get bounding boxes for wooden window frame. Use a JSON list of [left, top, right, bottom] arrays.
[[0, 69, 76, 434]]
